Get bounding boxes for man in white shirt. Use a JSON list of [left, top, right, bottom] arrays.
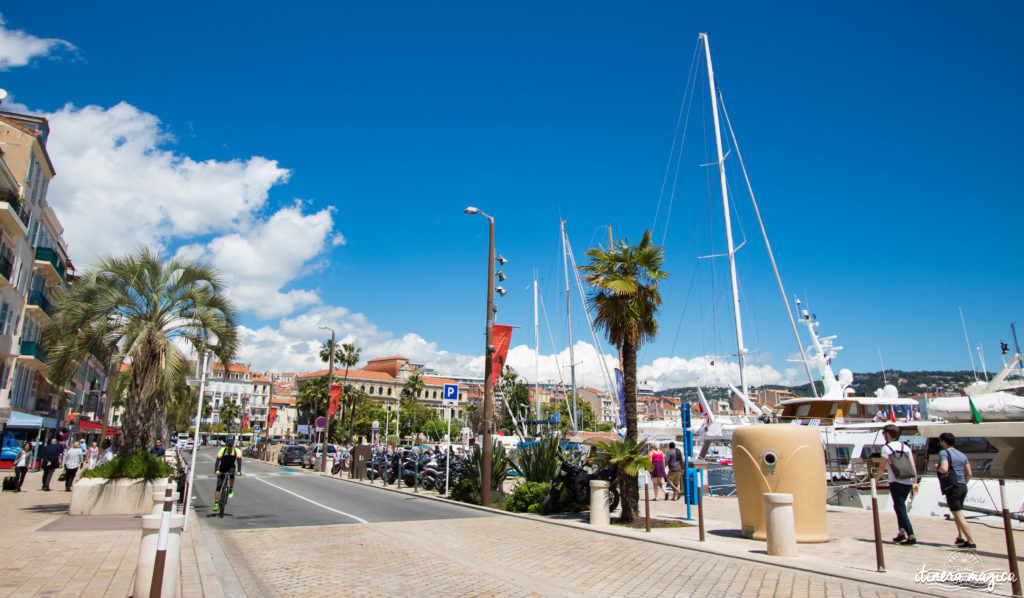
[[62, 441, 85, 492]]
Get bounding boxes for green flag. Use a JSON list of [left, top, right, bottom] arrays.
[[968, 396, 982, 424]]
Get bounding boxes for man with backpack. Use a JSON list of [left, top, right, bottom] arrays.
[[665, 442, 684, 501], [874, 424, 918, 545]]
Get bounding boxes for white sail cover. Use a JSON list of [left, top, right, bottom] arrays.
[[928, 392, 1024, 423]]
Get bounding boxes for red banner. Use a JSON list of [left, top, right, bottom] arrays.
[[268, 407, 277, 430], [490, 324, 514, 379], [329, 384, 342, 417], [242, 416, 249, 431]]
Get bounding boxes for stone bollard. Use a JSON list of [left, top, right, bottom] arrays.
[[589, 480, 610, 526], [134, 513, 185, 598], [763, 493, 797, 557], [151, 491, 180, 515]]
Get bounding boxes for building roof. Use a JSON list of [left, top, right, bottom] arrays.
[[212, 362, 249, 374], [297, 368, 393, 381], [423, 376, 456, 385], [366, 355, 408, 363]]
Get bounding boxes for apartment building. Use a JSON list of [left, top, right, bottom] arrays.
[[0, 110, 77, 428]]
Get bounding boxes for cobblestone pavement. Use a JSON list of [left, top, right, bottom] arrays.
[[0, 470, 141, 598], [217, 515, 925, 598]]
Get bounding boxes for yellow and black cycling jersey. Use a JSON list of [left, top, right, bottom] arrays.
[[215, 447, 242, 474]]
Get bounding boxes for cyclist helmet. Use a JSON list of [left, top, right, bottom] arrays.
[[225, 436, 235, 446]]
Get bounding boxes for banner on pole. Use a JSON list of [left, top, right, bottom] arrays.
[[491, 324, 514, 377], [615, 368, 626, 428], [242, 416, 249, 431], [329, 384, 342, 417], [268, 407, 278, 431]]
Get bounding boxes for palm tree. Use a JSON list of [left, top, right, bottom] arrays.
[[401, 373, 425, 438], [318, 338, 340, 435], [44, 248, 238, 453], [579, 230, 666, 522], [338, 343, 361, 441], [219, 398, 242, 433]]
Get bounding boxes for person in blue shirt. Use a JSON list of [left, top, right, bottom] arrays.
[[938, 432, 975, 549]]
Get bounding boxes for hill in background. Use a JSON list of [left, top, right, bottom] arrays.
[[654, 369, 990, 402]]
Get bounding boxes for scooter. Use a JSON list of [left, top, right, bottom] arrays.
[[539, 457, 620, 515]]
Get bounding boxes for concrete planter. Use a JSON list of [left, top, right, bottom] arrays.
[[69, 477, 160, 515]]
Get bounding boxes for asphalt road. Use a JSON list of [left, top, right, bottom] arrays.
[[189, 447, 489, 531]]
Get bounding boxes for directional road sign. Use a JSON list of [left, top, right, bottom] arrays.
[[253, 425, 261, 433], [315, 416, 327, 431], [443, 383, 459, 406]]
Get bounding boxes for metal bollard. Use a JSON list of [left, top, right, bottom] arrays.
[[414, 457, 419, 493], [698, 479, 706, 542], [870, 478, 886, 573], [999, 479, 1022, 597], [644, 484, 651, 533]]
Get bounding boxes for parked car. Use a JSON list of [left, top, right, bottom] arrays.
[[278, 445, 307, 466], [301, 444, 338, 469]]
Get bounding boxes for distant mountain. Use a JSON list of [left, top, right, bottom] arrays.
[[654, 369, 990, 401]]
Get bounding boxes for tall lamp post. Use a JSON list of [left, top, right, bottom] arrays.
[[464, 206, 500, 507], [98, 353, 124, 452], [319, 325, 335, 472]]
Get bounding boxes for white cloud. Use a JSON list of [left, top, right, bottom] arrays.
[[44, 102, 291, 264], [176, 202, 334, 319], [0, 15, 75, 71]]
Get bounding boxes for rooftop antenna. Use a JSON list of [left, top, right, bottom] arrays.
[[959, 307, 979, 382], [877, 347, 888, 385]]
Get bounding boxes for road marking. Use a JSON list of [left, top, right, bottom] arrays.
[[252, 477, 369, 524]]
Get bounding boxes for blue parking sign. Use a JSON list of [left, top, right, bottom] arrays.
[[443, 384, 459, 404]]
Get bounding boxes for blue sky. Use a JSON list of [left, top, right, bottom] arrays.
[[2, 2, 1022, 389]]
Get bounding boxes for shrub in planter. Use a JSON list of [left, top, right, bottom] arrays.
[[505, 481, 550, 513], [82, 451, 172, 480]]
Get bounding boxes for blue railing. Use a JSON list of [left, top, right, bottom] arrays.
[[34, 246, 67, 280]]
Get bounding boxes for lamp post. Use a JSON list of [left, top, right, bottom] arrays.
[[99, 353, 124, 452], [319, 326, 335, 472], [464, 206, 497, 507]]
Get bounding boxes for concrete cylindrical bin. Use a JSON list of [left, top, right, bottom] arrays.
[[732, 425, 829, 543], [151, 491, 181, 515], [589, 480, 610, 526], [764, 493, 797, 556], [134, 513, 185, 598]]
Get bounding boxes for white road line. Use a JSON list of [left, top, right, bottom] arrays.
[[252, 477, 369, 524]]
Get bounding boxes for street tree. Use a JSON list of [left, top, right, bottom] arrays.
[[338, 343, 361, 441], [44, 247, 238, 453], [219, 398, 242, 433], [496, 366, 530, 433], [579, 230, 667, 522]]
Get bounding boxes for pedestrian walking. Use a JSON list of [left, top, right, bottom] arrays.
[[874, 424, 918, 545], [150, 439, 165, 457], [98, 440, 114, 466], [665, 441, 684, 501], [650, 443, 667, 500], [13, 443, 32, 492], [937, 432, 976, 549], [85, 442, 98, 470], [40, 439, 62, 491], [62, 441, 84, 492]]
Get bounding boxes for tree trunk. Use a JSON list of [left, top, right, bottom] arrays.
[[619, 339, 640, 523]]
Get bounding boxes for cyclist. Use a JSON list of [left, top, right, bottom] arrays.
[[212, 436, 243, 512]]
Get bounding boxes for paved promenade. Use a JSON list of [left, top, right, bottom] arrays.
[[1, 463, 1019, 597]]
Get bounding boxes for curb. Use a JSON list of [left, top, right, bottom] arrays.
[[319, 473, 962, 598]]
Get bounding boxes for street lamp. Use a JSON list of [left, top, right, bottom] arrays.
[[464, 205, 501, 507], [318, 325, 335, 472]]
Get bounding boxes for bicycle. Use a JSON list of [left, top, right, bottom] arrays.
[[214, 471, 236, 517]]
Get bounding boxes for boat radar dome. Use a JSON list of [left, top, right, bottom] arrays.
[[838, 369, 853, 387], [883, 384, 898, 399]]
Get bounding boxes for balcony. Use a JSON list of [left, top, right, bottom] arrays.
[[34, 246, 67, 283], [26, 290, 56, 318], [19, 339, 47, 369], [0, 190, 28, 239]]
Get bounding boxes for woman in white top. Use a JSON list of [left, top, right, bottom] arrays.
[[62, 441, 85, 492], [13, 442, 32, 492], [85, 442, 98, 470]]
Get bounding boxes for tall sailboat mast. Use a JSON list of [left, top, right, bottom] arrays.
[[534, 275, 541, 430], [700, 32, 748, 407], [561, 220, 579, 433]]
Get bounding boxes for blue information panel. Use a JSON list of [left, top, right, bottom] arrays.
[[443, 384, 459, 405]]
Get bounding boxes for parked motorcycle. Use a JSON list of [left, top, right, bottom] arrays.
[[539, 458, 620, 515]]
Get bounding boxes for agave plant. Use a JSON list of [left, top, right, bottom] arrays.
[[459, 440, 511, 504], [596, 438, 652, 522], [510, 434, 564, 483]]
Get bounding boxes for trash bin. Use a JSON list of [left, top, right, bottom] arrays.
[[732, 425, 828, 543], [589, 480, 610, 526]]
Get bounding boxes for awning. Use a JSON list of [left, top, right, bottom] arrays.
[[6, 411, 43, 429], [77, 420, 102, 431]]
